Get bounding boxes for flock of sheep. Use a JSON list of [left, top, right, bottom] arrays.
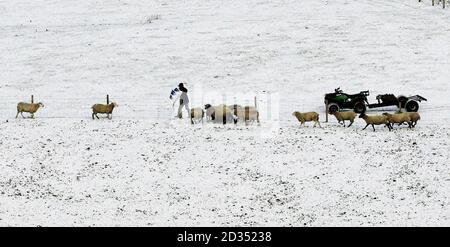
[[292, 110, 421, 131], [190, 104, 260, 125], [14, 101, 421, 131]]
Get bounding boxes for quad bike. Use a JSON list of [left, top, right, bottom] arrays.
[[324, 88, 427, 113]]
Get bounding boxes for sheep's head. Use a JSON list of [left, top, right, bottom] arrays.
[[111, 102, 118, 107], [204, 104, 212, 109], [37, 102, 44, 108], [382, 112, 390, 116], [358, 113, 366, 118]]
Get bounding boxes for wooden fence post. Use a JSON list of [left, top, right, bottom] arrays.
[[107, 94, 109, 105], [444, 0, 446, 9], [432, 0, 435, 6], [254, 96, 257, 109], [31, 95, 34, 104], [325, 99, 329, 123]]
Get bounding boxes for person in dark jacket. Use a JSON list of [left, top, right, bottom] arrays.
[[177, 83, 190, 118]]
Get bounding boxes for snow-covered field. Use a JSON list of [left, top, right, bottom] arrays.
[[0, 0, 449, 226]]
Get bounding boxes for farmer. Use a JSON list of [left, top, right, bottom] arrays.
[[177, 83, 190, 118]]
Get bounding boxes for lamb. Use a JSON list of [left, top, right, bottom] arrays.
[[331, 111, 357, 127], [16, 102, 44, 119], [382, 112, 412, 129], [407, 112, 421, 128], [190, 107, 205, 124], [359, 112, 392, 131], [232, 105, 260, 125], [292, 111, 321, 127], [91, 102, 118, 120]]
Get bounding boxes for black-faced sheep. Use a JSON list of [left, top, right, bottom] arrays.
[[92, 102, 118, 120], [232, 105, 260, 125], [204, 104, 234, 124], [359, 112, 392, 131], [331, 111, 357, 127], [292, 111, 321, 127], [16, 102, 44, 119], [190, 107, 205, 124]]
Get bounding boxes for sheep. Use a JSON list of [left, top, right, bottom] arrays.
[[292, 111, 321, 127], [190, 107, 205, 124], [232, 105, 260, 125], [91, 102, 118, 120], [331, 111, 357, 127], [16, 102, 44, 119], [358, 112, 392, 131], [407, 112, 421, 128], [204, 104, 234, 124], [382, 112, 412, 129]]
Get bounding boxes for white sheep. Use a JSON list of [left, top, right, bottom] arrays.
[[16, 102, 44, 119], [359, 112, 392, 131], [331, 111, 357, 127], [292, 111, 321, 127], [92, 102, 118, 120], [190, 107, 205, 124]]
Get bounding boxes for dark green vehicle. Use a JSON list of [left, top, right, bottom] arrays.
[[324, 88, 427, 113]]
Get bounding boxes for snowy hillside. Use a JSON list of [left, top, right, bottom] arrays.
[[0, 0, 449, 226]]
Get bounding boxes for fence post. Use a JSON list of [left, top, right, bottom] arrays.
[[432, 0, 435, 6], [254, 96, 257, 109], [31, 95, 34, 104], [444, 0, 446, 9], [325, 99, 329, 123], [107, 94, 109, 105]]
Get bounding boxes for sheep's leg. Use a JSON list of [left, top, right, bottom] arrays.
[[362, 124, 369, 130], [21, 112, 25, 118], [31, 113, 34, 119], [371, 124, 375, 132], [92, 113, 95, 120], [95, 113, 100, 119], [15, 111, 19, 119], [109, 113, 112, 120], [347, 120, 353, 127], [342, 120, 346, 127]]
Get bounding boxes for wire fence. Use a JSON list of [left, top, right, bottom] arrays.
[[0, 92, 278, 121]]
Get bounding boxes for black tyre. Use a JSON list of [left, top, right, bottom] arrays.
[[328, 103, 340, 114], [405, 100, 419, 112], [353, 102, 366, 113], [398, 96, 408, 108]]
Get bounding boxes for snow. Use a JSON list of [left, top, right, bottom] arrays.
[[0, 0, 449, 226]]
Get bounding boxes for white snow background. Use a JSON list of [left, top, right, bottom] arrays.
[[0, 0, 449, 226]]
